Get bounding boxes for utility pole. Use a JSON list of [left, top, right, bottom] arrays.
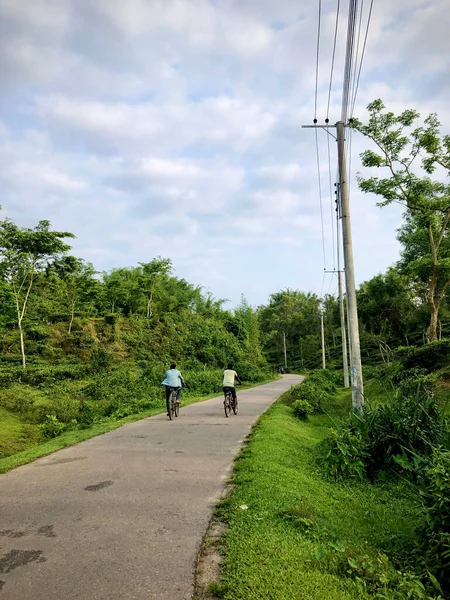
[[321, 312, 326, 369], [283, 331, 287, 370], [338, 270, 350, 388], [336, 121, 364, 409]]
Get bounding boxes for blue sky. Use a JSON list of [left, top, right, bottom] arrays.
[[0, 0, 449, 307]]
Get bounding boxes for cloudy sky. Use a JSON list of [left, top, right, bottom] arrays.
[[1, 0, 449, 307]]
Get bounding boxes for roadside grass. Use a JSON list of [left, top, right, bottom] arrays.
[[0, 377, 277, 474], [212, 394, 420, 600], [0, 407, 39, 459]]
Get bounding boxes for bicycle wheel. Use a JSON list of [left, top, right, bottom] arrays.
[[232, 397, 238, 415], [170, 391, 177, 419], [174, 393, 180, 418], [224, 393, 231, 418]]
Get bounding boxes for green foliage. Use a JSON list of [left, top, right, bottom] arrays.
[[213, 398, 425, 600], [355, 99, 450, 342], [322, 426, 369, 480], [283, 373, 336, 416], [415, 448, 450, 592], [292, 399, 313, 420], [38, 415, 68, 439], [90, 346, 113, 373], [397, 339, 450, 372], [322, 386, 448, 482]]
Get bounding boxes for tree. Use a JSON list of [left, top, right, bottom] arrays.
[[49, 256, 97, 333], [355, 99, 450, 341], [138, 257, 172, 318], [0, 219, 74, 368], [259, 290, 322, 369]]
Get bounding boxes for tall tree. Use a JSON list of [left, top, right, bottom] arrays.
[[0, 219, 74, 368], [138, 257, 172, 318], [49, 256, 97, 333], [355, 99, 450, 341]]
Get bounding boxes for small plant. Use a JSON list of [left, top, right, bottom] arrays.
[[38, 415, 67, 439], [292, 399, 313, 420], [322, 426, 370, 480]]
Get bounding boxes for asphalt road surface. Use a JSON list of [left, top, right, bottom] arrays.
[[0, 375, 302, 600]]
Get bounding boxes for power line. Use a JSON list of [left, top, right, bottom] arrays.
[[350, 0, 374, 118], [326, 0, 341, 122], [327, 132, 337, 270], [349, 0, 365, 119], [320, 270, 326, 298], [314, 0, 322, 121], [315, 127, 327, 269], [327, 271, 336, 296], [341, 0, 359, 123]]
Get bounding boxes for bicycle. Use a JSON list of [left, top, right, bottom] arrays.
[[167, 387, 180, 421], [223, 389, 238, 418]]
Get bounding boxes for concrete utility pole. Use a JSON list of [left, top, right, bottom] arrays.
[[338, 270, 350, 388], [336, 121, 364, 409], [283, 331, 287, 370], [321, 312, 326, 369]]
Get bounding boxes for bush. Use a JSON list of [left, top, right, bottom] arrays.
[[415, 447, 450, 593], [0, 384, 41, 414], [322, 385, 449, 481], [292, 399, 313, 420], [321, 426, 369, 480], [90, 347, 113, 373], [397, 339, 450, 373], [281, 371, 336, 413], [38, 415, 67, 439]]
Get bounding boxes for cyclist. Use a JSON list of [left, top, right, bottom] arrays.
[[222, 363, 242, 410], [161, 363, 185, 417]]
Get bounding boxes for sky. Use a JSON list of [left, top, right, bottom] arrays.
[[1, 0, 449, 308]]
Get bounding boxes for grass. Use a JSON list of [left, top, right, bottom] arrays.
[[0, 407, 39, 459], [212, 393, 421, 600], [0, 376, 278, 474]]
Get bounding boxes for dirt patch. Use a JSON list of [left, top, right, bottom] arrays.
[[84, 480, 114, 492], [37, 525, 56, 538], [0, 550, 45, 574], [0, 580, 5, 591], [0, 530, 26, 539]]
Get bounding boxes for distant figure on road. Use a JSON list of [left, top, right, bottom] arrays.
[[222, 363, 242, 406], [278, 366, 285, 374], [161, 363, 186, 417]]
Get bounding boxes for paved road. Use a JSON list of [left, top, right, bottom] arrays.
[[0, 375, 301, 600]]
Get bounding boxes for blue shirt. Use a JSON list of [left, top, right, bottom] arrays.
[[161, 369, 184, 388]]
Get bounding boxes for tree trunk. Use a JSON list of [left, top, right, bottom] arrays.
[[427, 222, 439, 342], [68, 306, 75, 334], [19, 322, 26, 370], [427, 302, 439, 342]]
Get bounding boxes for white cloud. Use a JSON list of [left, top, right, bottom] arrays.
[[0, 0, 448, 305]]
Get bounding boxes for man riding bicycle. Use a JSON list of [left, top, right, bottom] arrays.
[[222, 363, 242, 409], [161, 363, 185, 417]]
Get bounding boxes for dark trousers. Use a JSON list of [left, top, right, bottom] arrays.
[[165, 386, 182, 414], [223, 386, 236, 400]]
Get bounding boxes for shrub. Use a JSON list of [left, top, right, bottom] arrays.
[[90, 347, 113, 373], [0, 384, 40, 414], [292, 399, 313, 420], [321, 426, 369, 480], [397, 339, 450, 373], [415, 447, 450, 593], [294, 381, 332, 413], [322, 385, 448, 481], [38, 415, 67, 439]]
